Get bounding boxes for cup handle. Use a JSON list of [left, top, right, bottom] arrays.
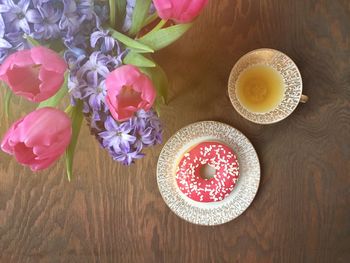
[[300, 94, 309, 103]]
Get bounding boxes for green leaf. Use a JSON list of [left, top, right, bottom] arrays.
[[138, 23, 192, 51], [140, 64, 168, 115], [123, 51, 156, 67], [37, 71, 68, 108], [108, 27, 154, 53], [109, 0, 116, 28], [1, 81, 12, 118], [65, 100, 84, 181], [4, 86, 12, 118], [128, 0, 152, 36], [24, 34, 40, 47], [115, 0, 126, 29]]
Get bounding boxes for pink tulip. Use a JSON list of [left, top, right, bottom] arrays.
[[0, 46, 67, 102], [153, 0, 208, 23], [1, 107, 72, 171], [106, 65, 156, 121]]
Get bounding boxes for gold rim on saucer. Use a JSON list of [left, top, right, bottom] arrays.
[[156, 121, 260, 226], [228, 48, 308, 124]]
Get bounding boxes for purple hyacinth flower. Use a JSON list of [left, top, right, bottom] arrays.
[[132, 110, 147, 129], [132, 109, 156, 129], [0, 0, 37, 34], [90, 29, 116, 53], [5, 31, 29, 50], [149, 115, 163, 144], [64, 33, 88, 54], [59, 0, 83, 36], [89, 108, 107, 131], [93, 3, 107, 25], [109, 143, 144, 165], [84, 79, 107, 111], [33, 2, 62, 39], [0, 15, 11, 50], [99, 116, 136, 152], [0, 13, 6, 36], [77, 0, 94, 20], [106, 51, 125, 68], [122, 0, 136, 32], [64, 48, 86, 69], [68, 73, 86, 100], [134, 126, 155, 149], [89, 109, 162, 165], [122, 0, 155, 32], [79, 51, 111, 86], [132, 109, 163, 147]]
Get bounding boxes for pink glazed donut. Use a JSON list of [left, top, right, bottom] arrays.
[[176, 141, 240, 202]]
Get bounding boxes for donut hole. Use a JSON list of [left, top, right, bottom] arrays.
[[200, 164, 216, 180]]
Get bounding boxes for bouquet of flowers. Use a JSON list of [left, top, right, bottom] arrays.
[[0, 0, 207, 180]]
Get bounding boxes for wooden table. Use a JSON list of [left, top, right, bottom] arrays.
[[1, 1, 349, 262]]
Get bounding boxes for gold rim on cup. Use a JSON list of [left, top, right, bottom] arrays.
[[228, 48, 308, 124]]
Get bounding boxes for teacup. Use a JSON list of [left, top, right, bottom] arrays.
[[228, 48, 308, 124]]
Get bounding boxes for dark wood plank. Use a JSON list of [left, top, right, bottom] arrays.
[[0, 0, 349, 262]]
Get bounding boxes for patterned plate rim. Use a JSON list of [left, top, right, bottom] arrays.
[[156, 121, 261, 226]]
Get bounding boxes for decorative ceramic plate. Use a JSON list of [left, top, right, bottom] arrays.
[[228, 48, 304, 124], [157, 121, 260, 225]]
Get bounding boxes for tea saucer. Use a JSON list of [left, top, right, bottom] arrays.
[[228, 48, 304, 124], [157, 121, 260, 225]]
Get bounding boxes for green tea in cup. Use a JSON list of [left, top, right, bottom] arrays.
[[236, 65, 285, 113]]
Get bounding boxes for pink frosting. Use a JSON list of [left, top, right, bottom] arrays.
[[176, 141, 240, 202]]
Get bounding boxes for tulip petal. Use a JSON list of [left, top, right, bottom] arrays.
[[23, 108, 71, 147], [171, 0, 191, 20], [153, 0, 207, 23], [134, 74, 156, 106], [13, 142, 37, 165], [106, 95, 120, 120], [33, 133, 70, 160], [35, 68, 65, 102], [1, 118, 24, 154], [153, 0, 173, 20], [117, 108, 138, 122], [6, 64, 41, 100], [0, 47, 67, 102], [29, 157, 57, 171], [31, 46, 67, 73], [117, 86, 142, 108], [1, 107, 72, 172], [107, 64, 141, 91], [0, 49, 33, 77], [106, 65, 156, 121], [178, 0, 208, 23]]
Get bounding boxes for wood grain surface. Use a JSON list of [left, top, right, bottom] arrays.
[[1, 0, 350, 262]]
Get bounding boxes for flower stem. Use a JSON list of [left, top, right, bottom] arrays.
[[24, 34, 40, 47], [145, 19, 168, 36], [142, 12, 158, 27], [1, 81, 12, 121], [64, 105, 73, 114], [109, 0, 116, 28]]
